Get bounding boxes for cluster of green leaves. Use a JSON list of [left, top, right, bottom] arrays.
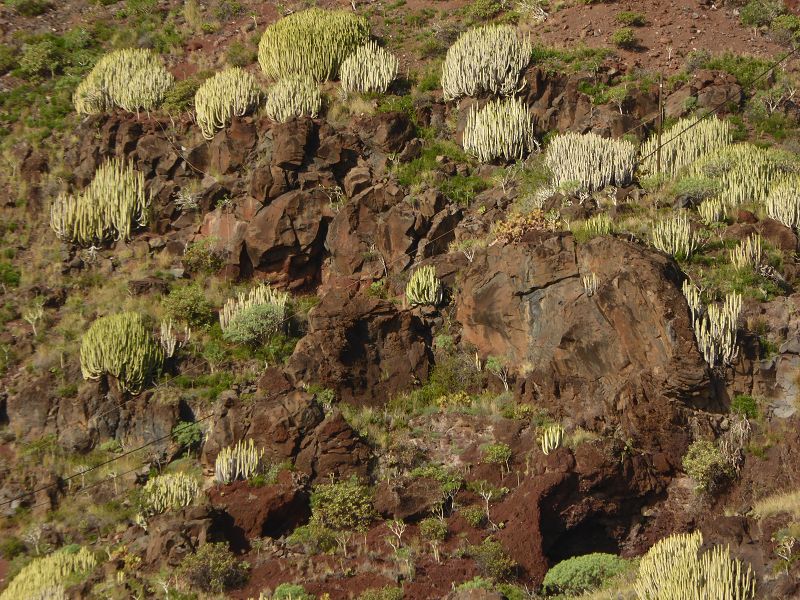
[[682, 439, 736, 493], [163, 284, 216, 328], [393, 138, 471, 187], [177, 542, 249, 593], [542, 552, 632, 595], [687, 51, 775, 89], [273, 583, 315, 600], [309, 475, 375, 532], [610, 27, 637, 49], [358, 586, 404, 600], [739, 0, 785, 28], [615, 11, 646, 26], [469, 537, 517, 580], [4, 0, 51, 17], [182, 238, 226, 274], [731, 394, 759, 419]]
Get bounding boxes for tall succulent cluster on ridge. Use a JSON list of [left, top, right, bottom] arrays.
[[215, 438, 265, 484], [138, 472, 200, 520], [441, 25, 532, 101], [634, 531, 755, 599], [639, 116, 731, 178], [219, 284, 290, 344], [258, 8, 369, 82], [650, 213, 699, 260], [682, 281, 742, 367], [73, 48, 174, 115], [545, 132, 636, 191], [195, 67, 262, 140], [463, 97, 537, 163], [265, 76, 321, 123], [340, 41, 398, 95], [405, 265, 443, 307], [80, 312, 164, 393], [50, 158, 149, 246], [766, 175, 800, 229], [0, 546, 97, 600]]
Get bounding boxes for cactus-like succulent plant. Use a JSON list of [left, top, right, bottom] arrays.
[[441, 25, 532, 101], [80, 312, 164, 394], [195, 67, 262, 140], [640, 115, 731, 178], [462, 97, 537, 163], [258, 8, 369, 82], [650, 212, 699, 260], [405, 265, 444, 307], [215, 438, 265, 484], [264, 76, 321, 123], [50, 158, 149, 246], [0, 546, 96, 600], [766, 176, 800, 229], [540, 423, 564, 455], [138, 472, 200, 520], [340, 40, 398, 95], [545, 131, 636, 192], [635, 531, 756, 599], [74, 48, 174, 115]]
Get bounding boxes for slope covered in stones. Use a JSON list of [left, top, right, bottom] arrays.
[[2, 0, 800, 599]]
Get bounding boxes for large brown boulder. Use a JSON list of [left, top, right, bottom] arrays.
[[455, 233, 711, 460], [373, 476, 444, 520], [285, 288, 433, 405], [243, 188, 335, 289], [208, 472, 309, 540]]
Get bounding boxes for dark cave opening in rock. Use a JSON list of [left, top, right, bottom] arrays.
[[544, 519, 622, 564]]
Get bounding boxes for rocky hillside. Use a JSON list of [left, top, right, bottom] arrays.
[[2, 0, 800, 598]]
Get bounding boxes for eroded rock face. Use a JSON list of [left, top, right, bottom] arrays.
[[373, 476, 443, 521], [456, 233, 711, 459], [285, 288, 433, 406]]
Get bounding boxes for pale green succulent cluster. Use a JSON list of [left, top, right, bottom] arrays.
[[635, 531, 755, 600], [463, 97, 536, 163], [0, 546, 96, 600], [441, 25, 532, 101], [691, 143, 799, 208], [698, 197, 726, 225], [539, 423, 563, 455], [264, 76, 321, 123], [545, 132, 636, 192], [340, 40, 398, 95], [640, 116, 731, 178], [405, 264, 443, 307], [138, 472, 200, 520], [765, 176, 800, 229], [682, 281, 742, 367], [80, 312, 164, 394], [258, 8, 369, 82], [729, 234, 762, 272], [73, 48, 174, 115], [215, 438, 265, 484], [651, 212, 699, 260], [219, 283, 289, 332], [50, 158, 149, 246], [583, 213, 613, 237], [195, 67, 262, 140]]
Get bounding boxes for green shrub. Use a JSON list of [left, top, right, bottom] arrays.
[[226, 40, 257, 67], [461, 505, 486, 527], [610, 27, 637, 49], [273, 583, 314, 600], [419, 517, 448, 541], [740, 0, 784, 27], [463, 0, 502, 24], [615, 11, 646, 26], [482, 442, 512, 473], [469, 537, 516, 580], [18, 39, 60, 79], [700, 53, 774, 88], [358, 587, 404, 600], [682, 440, 736, 493], [670, 176, 720, 203], [0, 536, 26, 559], [310, 475, 375, 532], [0, 262, 20, 287], [177, 543, 249, 593], [286, 522, 337, 554], [182, 237, 226, 274], [0, 44, 16, 75], [542, 553, 631, 595], [163, 284, 216, 327], [731, 394, 759, 419], [161, 75, 207, 114], [771, 14, 800, 44], [172, 420, 203, 451], [5, 0, 51, 16], [221, 303, 284, 345]]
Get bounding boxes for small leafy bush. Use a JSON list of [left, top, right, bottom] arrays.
[[670, 176, 720, 203], [771, 14, 800, 45], [542, 553, 631, 595], [610, 27, 637, 49], [358, 586, 404, 600], [419, 517, 448, 541], [273, 583, 314, 600], [5, 0, 51, 16], [163, 284, 216, 327], [469, 537, 517, 580], [461, 505, 486, 528], [182, 237, 226, 274], [740, 0, 784, 27], [0, 262, 20, 287], [18, 39, 59, 79], [221, 303, 285, 346], [731, 394, 759, 419], [682, 440, 736, 493], [286, 522, 337, 554], [615, 11, 646, 26], [177, 542, 249, 593], [310, 475, 375, 532]]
